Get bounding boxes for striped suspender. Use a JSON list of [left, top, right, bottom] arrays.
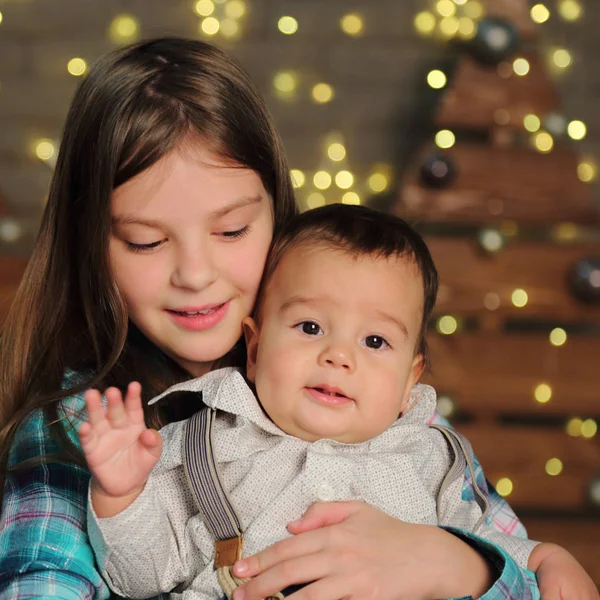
[[182, 407, 244, 568], [430, 424, 490, 530]]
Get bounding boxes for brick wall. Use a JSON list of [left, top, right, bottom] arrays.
[[0, 0, 598, 253]]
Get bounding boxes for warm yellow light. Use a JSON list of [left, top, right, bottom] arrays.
[[552, 48, 572, 68], [306, 192, 326, 209], [436, 395, 456, 418], [340, 13, 364, 36], [335, 170, 354, 189], [437, 315, 458, 335], [534, 383, 552, 404], [577, 160, 597, 183], [0, 11, 4, 25], [439, 16, 459, 37], [511, 288, 528, 307], [567, 120, 586, 140], [483, 292, 501, 311], [436, 0, 456, 17], [549, 328, 567, 347], [435, 130, 455, 149], [581, 419, 598, 439], [109, 14, 140, 43], [545, 458, 563, 476], [225, 0, 246, 19], [368, 173, 389, 193], [523, 114, 541, 132], [454, 0, 468, 4], [558, 0, 582, 21], [313, 171, 332, 190], [312, 83, 334, 104], [533, 131, 554, 153], [201, 17, 220, 35], [278, 16, 298, 34], [67, 58, 87, 77], [195, 0, 215, 16], [513, 58, 530, 76], [552, 222, 578, 241], [530, 4, 550, 23], [427, 70, 447, 89], [290, 169, 305, 189], [327, 143, 346, 162], [463, 1, 484, 19], [273, 71, 297, 94], [414, 11, 436, 35], [220, 18, 240, 38], [342, 192, 360, 205], [457, 17, 476, 39], [566, 417, 583, 437], [35, 139, 56, 161], [480, 229, 504, 253], [496, 478, 513, 497]]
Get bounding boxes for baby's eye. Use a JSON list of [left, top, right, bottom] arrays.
[[364, 335, 390, 350], [295, 321, 322, 336]]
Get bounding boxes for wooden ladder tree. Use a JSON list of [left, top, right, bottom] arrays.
[[395, 0, 600, 584]]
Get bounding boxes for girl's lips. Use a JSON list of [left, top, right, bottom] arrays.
[[166, 300, 230, 332], [304, 386, 354, 407]]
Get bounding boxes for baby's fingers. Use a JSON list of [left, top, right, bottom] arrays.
[[105, 387, 129, 428], [78, 420, 99, 456], [83, 389, 106, 427], [123, 381, 145, 424], [139, 429, 163, 459]]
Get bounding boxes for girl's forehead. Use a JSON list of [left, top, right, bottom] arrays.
[[111, 146, 268, 222]]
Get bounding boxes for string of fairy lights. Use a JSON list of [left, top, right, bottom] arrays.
[[0, 1, 598, 503], [412, 0, 600, 504]]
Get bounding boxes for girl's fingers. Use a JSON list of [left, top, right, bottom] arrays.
[[78, 421, 98, 455], [233, 553, 329, 600], [287, 576, 352, 600], [104, 387, 129, 428], [234, 528, 327, 579], [287, 501, 358, 535], [83, 389, 106, 427]]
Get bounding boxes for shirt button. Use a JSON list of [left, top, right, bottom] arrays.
[[316, 483, 335, 502], [319, 443, 334, 455]]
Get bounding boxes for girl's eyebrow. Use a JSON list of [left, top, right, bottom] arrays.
[[111, 195, 264, 228], [210, 194, 263, 219]]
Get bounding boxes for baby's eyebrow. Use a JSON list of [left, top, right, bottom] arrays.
[[374, 309, 409, 338], [279, 295, 326, 314]]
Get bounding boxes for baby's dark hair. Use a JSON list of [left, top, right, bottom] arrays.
[[255, 203, 439, 367]]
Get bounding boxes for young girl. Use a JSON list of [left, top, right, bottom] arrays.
[[0, 37, 593, 600]]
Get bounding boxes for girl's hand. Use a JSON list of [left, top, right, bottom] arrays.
[[78, 382, 162, 506], [232, 501, 492, 600], [529, 543, 599, 600]]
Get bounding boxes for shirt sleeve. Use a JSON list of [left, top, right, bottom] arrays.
[[442, 528, 540, 600], [88, 475, 200, 598], [0, 396, 111, 600], [428, 411, 529, 539]]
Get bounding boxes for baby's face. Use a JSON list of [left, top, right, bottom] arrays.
[[245, 244, 425, 444]]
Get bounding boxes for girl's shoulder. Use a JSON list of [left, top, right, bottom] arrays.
[[8, 370, 88, 467]]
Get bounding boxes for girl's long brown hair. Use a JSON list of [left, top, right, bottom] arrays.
[[0, 37, 297, 506]]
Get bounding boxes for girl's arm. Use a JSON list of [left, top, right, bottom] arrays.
[[0, 399, 111, 600]]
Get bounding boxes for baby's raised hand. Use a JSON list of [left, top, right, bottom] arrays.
[[78, 382, 162, 500]]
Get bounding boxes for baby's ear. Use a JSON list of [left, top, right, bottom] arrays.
[[242, 317, 260, 382]]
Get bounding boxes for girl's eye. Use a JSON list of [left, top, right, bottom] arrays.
[[296, 321, 322, 336], [364, 335, 390, 350], [220, 225, 250, 239], [125, 240, 164, 253]]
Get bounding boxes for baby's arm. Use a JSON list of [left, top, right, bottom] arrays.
[[78, 382, 163, 516], [79, 383, 199, 597]]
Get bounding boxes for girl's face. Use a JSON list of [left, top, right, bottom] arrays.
[[109, 142, 273, 376]]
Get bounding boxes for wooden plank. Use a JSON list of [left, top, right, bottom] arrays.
[[397, 144, 598, 225], [523, 518, 600, 585], [426, 237, 600, 321], [424, 334, 600, 416], [435, 54, 560, 130], [454, 426, 600, 512]]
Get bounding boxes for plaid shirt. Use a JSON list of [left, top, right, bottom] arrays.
[[0, 388, 539, 600]]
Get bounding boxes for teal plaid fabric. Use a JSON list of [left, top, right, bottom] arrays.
[[1, 388, 538, 599]]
